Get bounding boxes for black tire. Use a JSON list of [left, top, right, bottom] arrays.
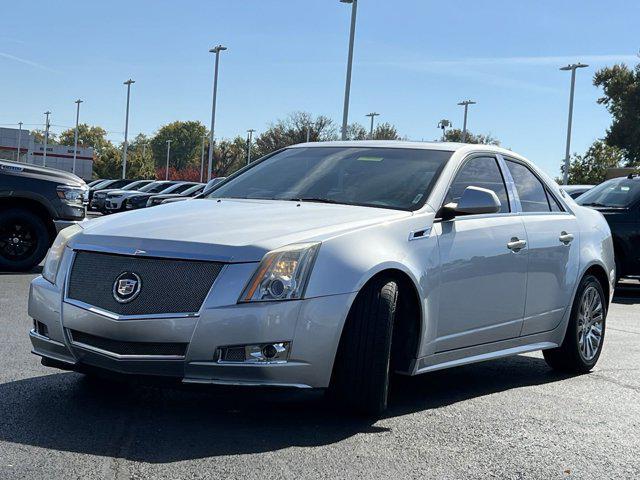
[[543, 274, 607, 373], [328, 277, 398, 416], [0, 208, 51, 272]]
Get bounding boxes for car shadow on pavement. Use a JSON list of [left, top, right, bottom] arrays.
[[613, 280, 640, 305], [0, 355, 572, 463], [0, 265, 42, 276]]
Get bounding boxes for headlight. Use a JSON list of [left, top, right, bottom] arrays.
[[42, 224, 82, 284], [239, 242, 320, 303], [56, 186, 86, 205]]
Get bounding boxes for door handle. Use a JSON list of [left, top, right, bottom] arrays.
[[559, 231, 574, 245], [507, 237, 527, 252]]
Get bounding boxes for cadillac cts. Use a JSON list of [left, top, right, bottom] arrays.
[[29, 142, 615, 415]]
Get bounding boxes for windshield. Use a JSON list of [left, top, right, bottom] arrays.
[[577, 177, 640, 208], [207, 147, 453, 210], [122, 180, 150, 191], [180, 184, 204, 196], [91, 180, 113, 190], [140, 182, 171, 193]]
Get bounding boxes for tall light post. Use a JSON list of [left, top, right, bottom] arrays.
[[122, 79, 135, 179], [437, 119, 452, 141], [16, 121, 23, 162], [72, 99, 83, 174], [43, 111, 51, 167], [207, 44, 227, 181], [560, 63, 589, 185], [165, 140, 172, 180], [200, 134, 207, 182], [246, 129, 255, 165], [340, 0, 358, 140], [365, 112, 380, 139], [457, 100, 476, 142]]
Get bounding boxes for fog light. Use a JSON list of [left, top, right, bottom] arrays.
[[218, 342, 290, 364]]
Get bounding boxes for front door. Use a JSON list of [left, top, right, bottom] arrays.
[[434, 156, 528, 352]]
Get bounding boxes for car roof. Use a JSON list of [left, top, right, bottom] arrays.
[[288, 140, 521, 157]]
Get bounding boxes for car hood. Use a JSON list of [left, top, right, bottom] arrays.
[[106, 189, 145, 197], [72, 198, 411, 262]]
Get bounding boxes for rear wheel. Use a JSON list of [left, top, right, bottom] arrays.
[[0, 208, 50, 271], [328, 277, 398, 416], [543, 274, 606, 373]]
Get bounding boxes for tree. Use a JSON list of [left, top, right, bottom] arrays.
[[58, 124, 109, 154], [255, 112, 336, 156], [31, 129, 57, 145], [567, 140, 625, 185], [594, 63, 640, 165], [372, 122, 401, 140], [442, 128, 500, 145], [150, 121, 207, 171], [344, 122, 367, 140], [212, 136, 249, 177], [92, 143, 122, 179], [125, 134, 156, 179]]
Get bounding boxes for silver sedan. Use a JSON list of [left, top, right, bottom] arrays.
[[29, 141, 615, 415]]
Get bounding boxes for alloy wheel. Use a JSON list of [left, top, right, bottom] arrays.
[[577, 285, 604, 361]]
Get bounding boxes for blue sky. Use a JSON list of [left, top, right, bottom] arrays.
[[1, 0, 638, 176]]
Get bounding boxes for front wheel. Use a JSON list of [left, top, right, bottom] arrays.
[[543, 274, 607, 373], [0, 208, 51, 272], [328, 277, 398, 416]]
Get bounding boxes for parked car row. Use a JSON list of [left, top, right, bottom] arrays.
[[88, 178, 225, 214]]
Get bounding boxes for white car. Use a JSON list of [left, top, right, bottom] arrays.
[[29, 141, 615, 415], [103, 180, 180, 212]]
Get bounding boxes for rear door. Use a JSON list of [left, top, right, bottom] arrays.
[[502, 157, 580, 336]]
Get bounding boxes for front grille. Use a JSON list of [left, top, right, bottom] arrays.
[[67, 251, 223, 316], [69, 329, 187, 357]]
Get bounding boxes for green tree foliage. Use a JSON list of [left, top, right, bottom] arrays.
[[31, 129, 58, 144], [127, 133, 156, 179], [594, 63, 640, 165], [58, 124, 109, 154], [255, 112, 336, 156], [567, 140, 625, 185], [92, 143, 122, 179], [213, 136, 250, 177], [150, 121, 207, 171], [442, 128, 500, 145], [372, 122, 401, 140]]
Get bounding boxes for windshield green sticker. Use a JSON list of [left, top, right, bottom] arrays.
[[356, 156, 384, 162]]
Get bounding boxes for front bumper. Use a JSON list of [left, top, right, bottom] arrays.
[[28, 265, 356, 389]]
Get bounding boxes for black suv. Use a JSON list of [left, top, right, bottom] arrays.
[[577, 174, 640, 279], [0, 159, 88, 271]]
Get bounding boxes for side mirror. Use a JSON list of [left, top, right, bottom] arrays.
[[439, 186, 502, 220]]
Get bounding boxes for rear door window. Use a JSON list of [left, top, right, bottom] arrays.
[[505, 160, 551, 213]]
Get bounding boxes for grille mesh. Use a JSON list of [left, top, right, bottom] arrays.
[[70, 329, 187, 356], [67, 251, 223, 316]]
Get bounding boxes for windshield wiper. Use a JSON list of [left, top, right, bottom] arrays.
[[282, 197, 342, 205]]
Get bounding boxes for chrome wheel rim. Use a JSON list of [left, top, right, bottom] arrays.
[[577, 285, 604, 361]]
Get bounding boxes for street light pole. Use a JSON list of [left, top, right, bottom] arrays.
[[72, 99, 83, 175], [457, 100, 476, 142], [122, 79, 135, 179], [200, 134, 206, 182], [165, 140, 172, 180], [207, 44, 227, 181], [340, 0, 358, 140], [560, 63, 589, 185], [246, 129, 255, 165], [365, 112, 380, 139], [16, 121, 23, 162], [43, 111, 51, 167]]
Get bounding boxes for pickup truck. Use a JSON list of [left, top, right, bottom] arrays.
[[0, 159, 88, 271]]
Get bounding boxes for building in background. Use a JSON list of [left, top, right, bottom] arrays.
[[0, 127, 94, 180]]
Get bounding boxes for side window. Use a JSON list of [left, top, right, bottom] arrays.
[[445, 156, 510, 213], [546, 189, 564, 212], [505, 160, 551, 213]]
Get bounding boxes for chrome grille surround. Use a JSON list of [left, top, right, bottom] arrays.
[[65, 251, 224, 319]]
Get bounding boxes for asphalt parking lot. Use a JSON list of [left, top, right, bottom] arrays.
[[1, 271, 639, 480]]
